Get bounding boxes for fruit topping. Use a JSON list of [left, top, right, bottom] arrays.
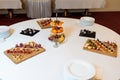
[[48, 34, 65, 43], [50, 20, 63, 27], [51, 26, 63, 33]]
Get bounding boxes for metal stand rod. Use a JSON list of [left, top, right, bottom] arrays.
[[64, 9, 68, 16], [84, 9, 89, 16], [84, 9, 91, 16]]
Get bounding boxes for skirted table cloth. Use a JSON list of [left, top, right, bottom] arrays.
[[26, 0, 52, 18], [55, 0, 106, 9], [0, 0, 22, 9], [55, 0, 106, 16], [0, 0, 22, 18]]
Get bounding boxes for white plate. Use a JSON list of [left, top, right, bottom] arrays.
[[0, 26, 10, 39], [0, 26, 9, 34], [64, 59, 96, 80], [79, 17, 95, 27]]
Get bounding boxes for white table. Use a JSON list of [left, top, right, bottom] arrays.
[[0, 0, 22, 18], [0, 18, 120, 80]]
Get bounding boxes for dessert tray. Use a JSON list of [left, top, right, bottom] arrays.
[[48, 19, 65, 47], [37, 19, 52, 29], [4, 41, 45, 64], [79, 29, 96, 38], [20, 28, 40, 36], [83, 39, 117, 57]]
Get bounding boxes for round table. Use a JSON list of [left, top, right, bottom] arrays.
[[0, 18, 120, 80]]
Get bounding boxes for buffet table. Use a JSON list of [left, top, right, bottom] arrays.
[[55, 0, 106, 16], [0, 0, 22, 18], [0, 18, 120, 80], [55, 0, 105, 9]]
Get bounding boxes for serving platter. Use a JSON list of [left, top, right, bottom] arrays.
[[83, 39, 117, 57], [4, 41, 45, 64]]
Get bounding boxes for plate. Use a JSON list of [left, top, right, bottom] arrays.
[[0, 26, 9, 34], [0, 26, 10, 39], [20, 28, 40, 36], [79, 17, 95, 27], [64, 59, 96, 80]]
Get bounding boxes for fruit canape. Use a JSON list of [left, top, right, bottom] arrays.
[[37, 19, 52, 29], [83, 39, 117, 57]]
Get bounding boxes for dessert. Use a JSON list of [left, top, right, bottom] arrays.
[[20, 28, 40, 36], [83, 39, 117, 57], [4, 41, 45, 64], [37, 19, 52, 29], [79, 29, 96, 38], [48, 20, 65, 47]]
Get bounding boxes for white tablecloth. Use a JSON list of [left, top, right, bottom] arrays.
[[0, 18, 120, 80], [26, 0, 51, 18], [0, 0, 22, 9], [55, 0, 106, 9]]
